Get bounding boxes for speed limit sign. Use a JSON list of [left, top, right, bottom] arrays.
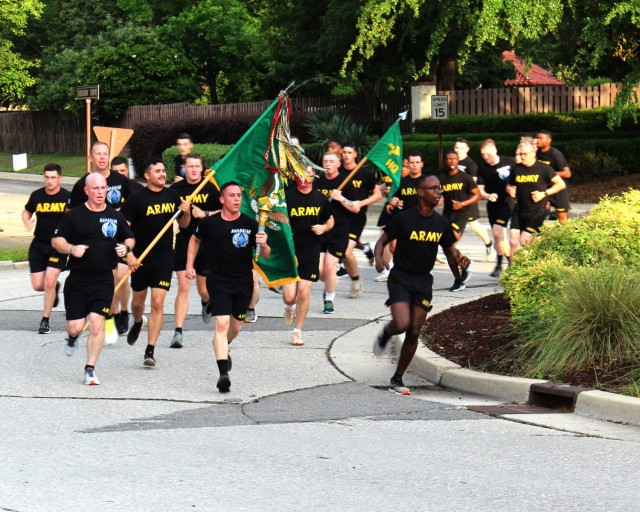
[[431, 95, 449, 120]]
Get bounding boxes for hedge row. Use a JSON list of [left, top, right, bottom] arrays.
[[402, 138, 637, 180], [413, 108, 640, 134], [161, 144, 232, 183]]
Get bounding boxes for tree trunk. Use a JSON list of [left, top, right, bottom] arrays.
[[438, 56, 456, 91]]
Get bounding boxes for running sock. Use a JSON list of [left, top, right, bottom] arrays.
[[325, 292, 336, 301], [201, 300, 208, 306], [175, 327, 183, 334], [497, 255, 503, 265], [485, 242, 493, 248], [293, 328, 301, 334], [42, 316, 49, 322], [68, 334, 78, 342], [84, 364, 94, 371], [350, 275, 360, 282], [145, 344, 154, 356], [217, 359, 229, 376]]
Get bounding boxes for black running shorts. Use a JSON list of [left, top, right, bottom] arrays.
[[206, 274, 253, 321], [28, 240, 67, 273], [385, 267, 434, 313], [64, 271, 114, 320]]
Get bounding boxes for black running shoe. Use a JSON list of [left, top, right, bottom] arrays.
[[143, 350, 156, 367], [127, 321, 142, 345], [38, 318, 51, 334], [449, 280, 465, 292], [116, 312, 129, 335], [336, 266, 348, 278], [217, 374, 231, 393]]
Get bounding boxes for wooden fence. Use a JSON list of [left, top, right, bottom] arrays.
[[0, 83, 633, 154], [437, 83, 633, 116]]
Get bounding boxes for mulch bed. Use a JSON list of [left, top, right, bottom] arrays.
[[421, 293, 637, 393]]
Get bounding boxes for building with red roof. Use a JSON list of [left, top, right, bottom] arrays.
[[502, 51, 566, 86]]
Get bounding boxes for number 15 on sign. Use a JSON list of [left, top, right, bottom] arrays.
[[431, 95, 449, 120]]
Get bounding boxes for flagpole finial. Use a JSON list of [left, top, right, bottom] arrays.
[[398, 110, 409, 121]]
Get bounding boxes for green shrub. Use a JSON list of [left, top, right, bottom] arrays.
[[161, 143, 232, 182], [501, 189, 640, 377], [506, 267, 640, 376]]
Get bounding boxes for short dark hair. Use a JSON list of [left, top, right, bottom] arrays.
[[536, 130, 552, 138], [177, 133, 192, 141], [417, 174, 438, 187], [407, 150, 423, 160], [43, 163, 62, 175], [342, 142, 357, 152], [220, 181, 241, 194], [110, 156, 128, 167], [445, 149, 457, 157], [142, 157, 164, 174], [455, 137, 469, 145]]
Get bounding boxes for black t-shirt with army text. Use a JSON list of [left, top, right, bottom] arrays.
[[392, 175, 423, 211], [314, 171, 357, 225], [438, 170, 479, 215], [54, 204, 133, 273], [170, 179, 221, 240], [384, 208, 456, 275], [67, 171, 132, 210], [24, 187, 71, 242], [122, 187, 182, 256], [194, 213, 258, 279], [339, 165, 376, 214], [508, 161, 558, 213], [285, 187, 333, 250]]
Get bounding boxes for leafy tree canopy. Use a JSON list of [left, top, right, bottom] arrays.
[[0, 0, 43, 105]]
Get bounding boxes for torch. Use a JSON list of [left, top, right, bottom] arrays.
[[255, 196, 271, 261]]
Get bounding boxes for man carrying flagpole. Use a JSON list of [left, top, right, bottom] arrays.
[[186, 181, 270, 393]]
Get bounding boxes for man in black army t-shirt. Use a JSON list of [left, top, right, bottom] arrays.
[[282, 175, 334, 346], [122, 158, 188, 367], [535, 130, 572, 223], [22, 163, 70, 334], [314, 152, 361, 315], [52, 173, 134, 386], [186, 182, 270, 394], [438, 151, 480, 291], [507, 142, 566, 251], [373, 174, 470, 395], [169, 153, 221, 349]]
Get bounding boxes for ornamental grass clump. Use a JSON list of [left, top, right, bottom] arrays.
[[501, 189, 640, 380], [506, 267, 640, 376]]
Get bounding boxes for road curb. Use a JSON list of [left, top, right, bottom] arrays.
[[394, 310, 640, 426]]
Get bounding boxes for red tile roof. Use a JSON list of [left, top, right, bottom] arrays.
[[502, 51, 566, 86]]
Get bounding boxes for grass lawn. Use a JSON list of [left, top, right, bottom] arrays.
[[0, 247, 28, 262], [0, 152, 88, 177]]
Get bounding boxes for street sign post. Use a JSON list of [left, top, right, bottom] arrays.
[[431, 95, 449, 171], [76, 85, 100, 172]]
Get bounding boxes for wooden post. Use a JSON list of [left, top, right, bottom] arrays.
[[85, 99, 91, 173]]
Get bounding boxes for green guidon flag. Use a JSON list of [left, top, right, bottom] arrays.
[[365, 114, 405, 198], [211, 93, 299, 287]]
